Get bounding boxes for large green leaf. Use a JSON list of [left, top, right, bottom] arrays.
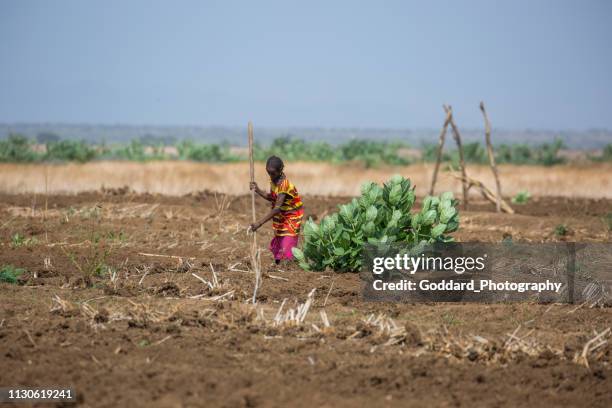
[[411, 213, 422, 229], [431, 223, 447, 238], [292, 247, 305, 261], [440, 207, 456, 224], [388, 184, 402, 205], [366, 205, 378, 222], [422, 209, 437, 226], [440, 191, 454, 201], [362, 221, 376, 235], [422, 196, 432, 212]]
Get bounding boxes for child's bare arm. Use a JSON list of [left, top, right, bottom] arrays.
[[250, 193, 285, 232], [249, 182, 274, 202]]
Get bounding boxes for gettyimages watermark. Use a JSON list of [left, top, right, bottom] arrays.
[[360, 242, 612, 304]]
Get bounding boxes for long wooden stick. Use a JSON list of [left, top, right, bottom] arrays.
[[480, 101, 503, 213], [448, 166, 515, 214], [429, 108, 452, 195], [443, 105, 468, 209], [248, 122, 261, 304], [248, 122, 256, 225]]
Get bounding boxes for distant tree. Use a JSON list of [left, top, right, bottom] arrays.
[[45, 140, 97, 163], [0, 134, 38, 162]]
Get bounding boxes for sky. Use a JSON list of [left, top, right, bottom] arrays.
[[0, 0, 611, 129]]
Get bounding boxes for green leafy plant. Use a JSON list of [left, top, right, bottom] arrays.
[[138, 339, 151, 347], [62, 245, 111, 286], [292, 175, 459, 272], [61, 204, 112, 286], [9, 233, 37, 248], [106, 230, 127, 244], [554, 224, 569, 237], [10, 233, 26, 248], [511, 190, 531, 204], [0, 265, 24, 284]]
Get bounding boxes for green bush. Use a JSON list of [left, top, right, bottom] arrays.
[[0, 134, 39, 162], [496, 139, 564, 166], [496, 143, 533, 165], [420, 143, 450, 162], [109, 140, 167, 161], [537, 139, 565, 166], [45, 140, 97, 163], [256, 137, 336, 162], [115, 140, 147, 161], [456, 142, 488, 164], [511, 191, 531, 204], [0, 265, 24, 284], [421, 141, 486, 164], [338, 140, 410, 167], [293, 175, 459, 272], [177, 140, 233, 162]]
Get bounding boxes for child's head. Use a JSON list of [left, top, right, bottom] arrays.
[[266, 155, 284, 182]]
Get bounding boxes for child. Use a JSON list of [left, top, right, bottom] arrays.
[[249, 156, 304, 264]]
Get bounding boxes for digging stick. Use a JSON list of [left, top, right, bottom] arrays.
[[480, 101, 503, 213], [248, 122, 256, 228], [248, 122, 261, 303], [444, 105, 469, 210], [429, 108, 452, 195]]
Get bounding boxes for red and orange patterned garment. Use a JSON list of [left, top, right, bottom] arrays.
[[269, 177, 304, 236]]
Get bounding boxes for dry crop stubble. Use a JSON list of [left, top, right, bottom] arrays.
[[0, 161, 611, 198]]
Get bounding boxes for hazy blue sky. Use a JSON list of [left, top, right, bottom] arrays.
[[1, 0, 610, 129]]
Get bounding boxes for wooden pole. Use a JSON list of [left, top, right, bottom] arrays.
[[429, 108, 452, 195], [248, 122, 256, 226], [480, 101, 503, 213], [443, 105, 468, 210], [248, 122, 261, 304]]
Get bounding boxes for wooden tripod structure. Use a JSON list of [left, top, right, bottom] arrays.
[[429, 103, 513, 214]]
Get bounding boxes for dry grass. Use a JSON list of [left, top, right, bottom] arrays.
[[0, 161, 611, 198]]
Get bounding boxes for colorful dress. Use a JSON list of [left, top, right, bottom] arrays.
[[268, 177, 304, 261]]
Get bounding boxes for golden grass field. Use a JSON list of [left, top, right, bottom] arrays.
[[0, 161, 611, 198]]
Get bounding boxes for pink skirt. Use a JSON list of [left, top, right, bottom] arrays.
[[269, 236, 299, 261]]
